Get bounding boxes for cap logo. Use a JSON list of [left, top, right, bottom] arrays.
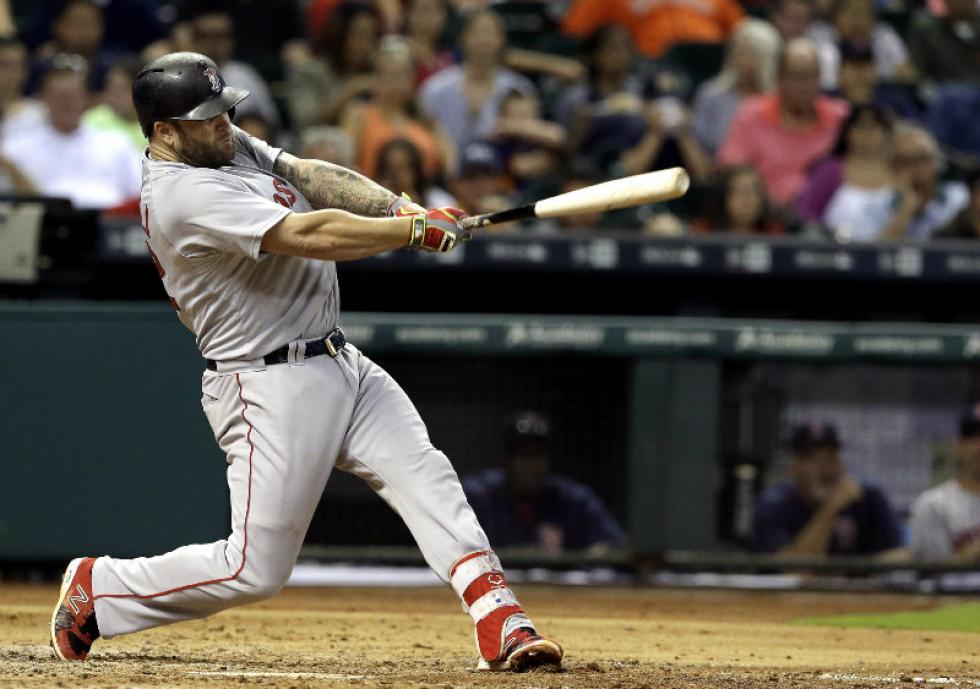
[[202, 66, 222, 93]]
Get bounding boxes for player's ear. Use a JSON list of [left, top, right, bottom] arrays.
[[153, 120, 178, 147]]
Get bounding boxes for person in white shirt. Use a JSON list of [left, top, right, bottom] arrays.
[[2, 54, 140, 209], [908, 407, 980, 562]]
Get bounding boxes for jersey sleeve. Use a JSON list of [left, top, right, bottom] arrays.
[[908, 491, 952, 560], [863, 485, 904, 552], [750, 492, 792, 553], [232, 126, 283, 173], [160, 171, 290, 260]]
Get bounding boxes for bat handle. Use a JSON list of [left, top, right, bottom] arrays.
[[458, 214, 492, 231], [458, 204, 536, 231]]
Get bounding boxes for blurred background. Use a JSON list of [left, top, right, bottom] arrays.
[[1, 0, 980, 593]]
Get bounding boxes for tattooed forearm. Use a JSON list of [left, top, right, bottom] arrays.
[[273, 151, 397, 217]]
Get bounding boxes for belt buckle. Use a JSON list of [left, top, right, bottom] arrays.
[[324, 328, 345, 358]]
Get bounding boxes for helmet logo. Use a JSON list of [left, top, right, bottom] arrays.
[[202, 66, 222, 93]]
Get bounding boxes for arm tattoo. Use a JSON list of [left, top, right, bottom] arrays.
[[273, 151, 397, 217]]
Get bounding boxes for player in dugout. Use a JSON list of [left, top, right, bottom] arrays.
[[907, 406, 980, 563], [752, 421, 904, 558], [463, 411, 627, 554], [48, 52, 562, 673]]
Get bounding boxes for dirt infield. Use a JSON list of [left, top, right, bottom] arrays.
[[1, 582, 977, 688]]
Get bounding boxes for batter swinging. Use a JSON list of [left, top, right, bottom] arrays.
[[50, 52, 563, 672]]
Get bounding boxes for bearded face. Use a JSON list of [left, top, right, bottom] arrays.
[[170, 114, 236, 168]]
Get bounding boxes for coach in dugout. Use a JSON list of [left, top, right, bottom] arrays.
[[907, 407, 980, 563], [462, 411, 627, 554], [752, 422, 903, 557]]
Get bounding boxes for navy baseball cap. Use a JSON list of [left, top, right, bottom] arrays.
[[789, 421, 841, 454], [504, 411, 551, 455], [959, 403, 980, 437], [459, 143, 501, 176]]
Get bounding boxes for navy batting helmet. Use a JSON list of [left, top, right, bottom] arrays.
[[132, 52, 249, 138]]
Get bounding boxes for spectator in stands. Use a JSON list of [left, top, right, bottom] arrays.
[[299, 125, 356, 168], [2, 55, 140, 209], [927, 84, 980, 164], [692, 18, 782, 157], [693, 165, 786, 235], [462, 411, 627, 553], [186, 3, 281, 132], [554, 24, 646, 175], [287, 1, 380, 130], [908, 406, 980, 562], [878, 124, 968, 241], [81, 57, 143, 153], [201, 0, 305, 81], [834, 41, 921, 121], [718, 38, 850, 209], [560, 0, 744, 60], [752, 422, 903, 556], [768, 0, 837, 88], [420, 8, 535, 155], [375, 138, 456, 209], [404, 0, 454, 86], [0, 36, 45, 145], [492, 90, 565, 197], [933, 169, 980, 240], [796, 104, 896, 240], [235, 112, 274, 144], [24, 0, 167, 58], [341, 35, 455, 181], [809, 0, 913, 89], [30, 0, 114, 91], [448, 142, 513, 223], [909, 0, 980, 86], [617, 81, 713, 186]]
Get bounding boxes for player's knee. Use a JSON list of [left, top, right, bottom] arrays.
[[235, 569, 288, 601], [237, 578, 284, 602]]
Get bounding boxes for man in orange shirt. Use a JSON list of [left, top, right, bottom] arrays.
[[561, 0, 745, 59]]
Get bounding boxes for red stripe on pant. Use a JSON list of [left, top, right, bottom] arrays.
[[94, 373, 255, 602]]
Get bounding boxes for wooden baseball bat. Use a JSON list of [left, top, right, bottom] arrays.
[[458, 167, 690, 230]]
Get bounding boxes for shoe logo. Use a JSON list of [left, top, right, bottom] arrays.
[[67, 584, 89, 615]]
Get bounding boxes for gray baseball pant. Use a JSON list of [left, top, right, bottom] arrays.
[[91, 344, 490, 637]]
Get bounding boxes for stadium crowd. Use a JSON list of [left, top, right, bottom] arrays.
[[2, 0, 980, 241]]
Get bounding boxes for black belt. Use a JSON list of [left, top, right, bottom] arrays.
[[206, 327, 346, 371]]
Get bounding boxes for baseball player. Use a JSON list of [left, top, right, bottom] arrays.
[[50, 52, 562, 673]]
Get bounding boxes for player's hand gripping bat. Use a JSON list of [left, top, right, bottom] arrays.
[[457, 167, 691, 230]]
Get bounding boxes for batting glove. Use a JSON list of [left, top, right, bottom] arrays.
[[388, 193, 427, 219], [407, 206, 471, 253]]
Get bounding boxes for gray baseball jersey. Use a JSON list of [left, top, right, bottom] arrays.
[[141, 127, 339, 361], [908, 479, 980, 559]]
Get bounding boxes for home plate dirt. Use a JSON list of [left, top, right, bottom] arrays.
[[1, 583, 977, 688]]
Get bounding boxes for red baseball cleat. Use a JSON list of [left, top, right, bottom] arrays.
[[50, 557, 100, 661], [476, 614, 563, 672]]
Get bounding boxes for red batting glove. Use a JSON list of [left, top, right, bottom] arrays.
[[388, 193, 426, 218], [407, 206, 470, 253]]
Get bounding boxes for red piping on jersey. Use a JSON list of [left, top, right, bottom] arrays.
[[94, 373, 254, 602]]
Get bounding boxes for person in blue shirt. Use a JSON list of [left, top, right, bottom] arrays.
[[462, 411, 627, 553], [752, 422, 903, 556]]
